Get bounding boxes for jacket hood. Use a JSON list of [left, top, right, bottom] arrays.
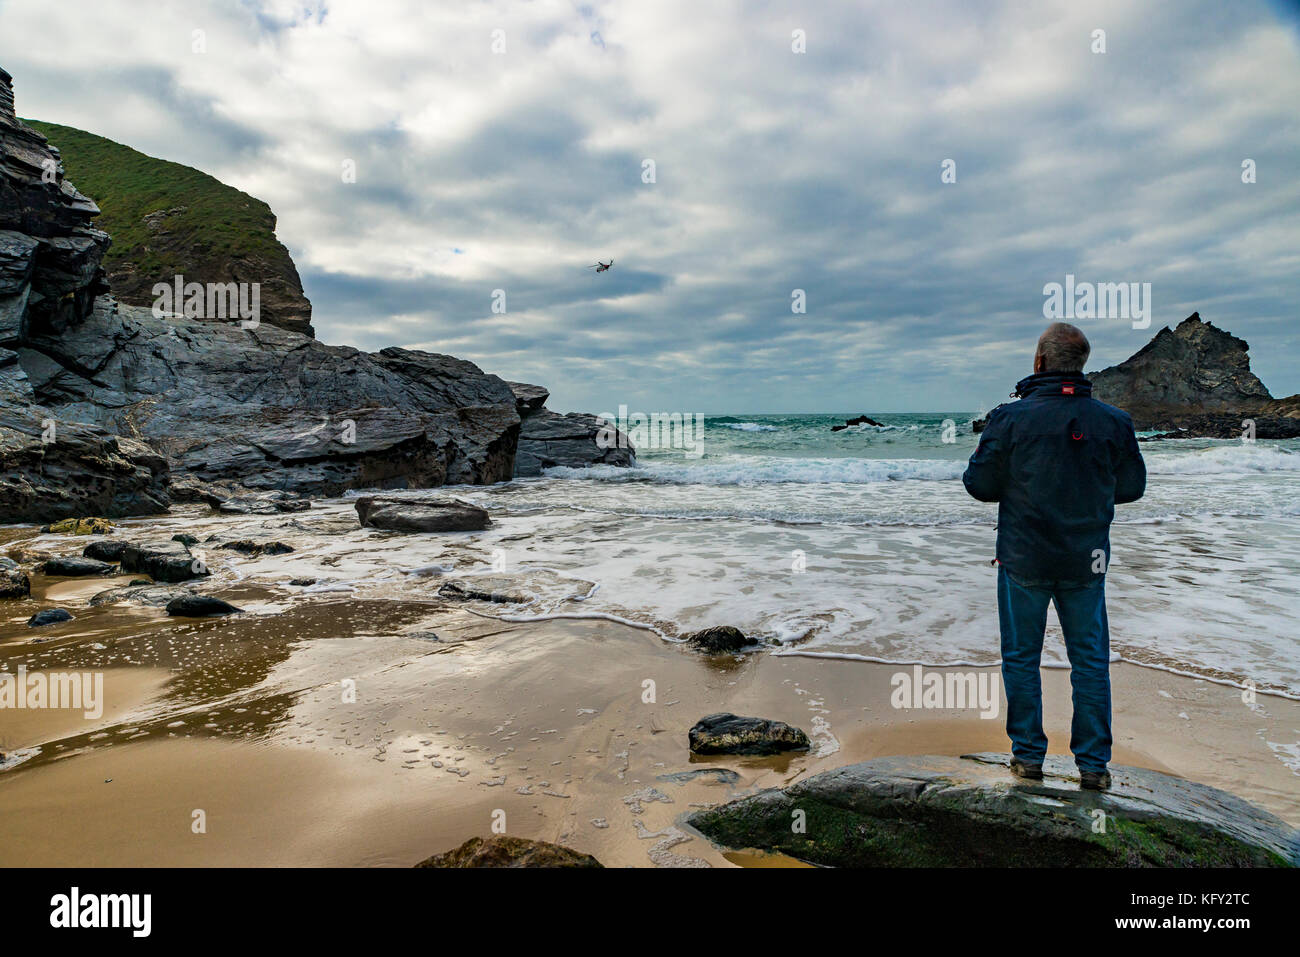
[[1013, 371, 1093, 399]]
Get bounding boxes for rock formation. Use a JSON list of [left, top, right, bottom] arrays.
[[1, 64, 631, 522], [1, 67, 172, 522], [510, 381, 636, 476], [688, 753, 1299, 867], [414, 835, 603, 868], [1089, 313, 1300, 436]]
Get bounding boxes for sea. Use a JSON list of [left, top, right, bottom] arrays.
[[181, 412, 1300, 700], [434, 412, 1300, 699]]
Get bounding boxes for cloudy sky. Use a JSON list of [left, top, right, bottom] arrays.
[[2, 0, 1298, 413]]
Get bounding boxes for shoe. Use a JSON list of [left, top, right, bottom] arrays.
[[1080, 769, 1112, 791], [1009, 758, 1043, 780]]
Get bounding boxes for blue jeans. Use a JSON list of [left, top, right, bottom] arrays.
[[997, 566, 1112, 773]]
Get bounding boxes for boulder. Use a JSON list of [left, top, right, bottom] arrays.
[[0, 565, 30, 599], [120, 541, 208, 583], [687, 753, 1300, 867], [683, 625, 752, 653], [514, 409, 635, 477], [28, 607, 72, 627], [414, 835, 602, 868], [506, 381, 550, 414], [82, 539, 130, 562], [165, 594, 242, 617], [41, 555, 115, 576], [355, 496, 490, 532], [688, 713, 810, 756]]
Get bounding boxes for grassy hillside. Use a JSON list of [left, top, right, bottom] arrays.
[[21, 119, 313, 335]]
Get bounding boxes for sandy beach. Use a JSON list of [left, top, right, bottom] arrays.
[[3, 523, 1296, 867]]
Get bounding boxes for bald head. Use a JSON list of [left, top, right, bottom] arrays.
[[1034, 322, 1090, 374]]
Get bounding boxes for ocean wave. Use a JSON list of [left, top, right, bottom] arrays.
[[717, 421, 780, 432], [543, 456, 967, 485], [1146, 444, 1300, 475]]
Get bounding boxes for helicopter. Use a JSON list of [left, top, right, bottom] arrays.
[[587, 259, 614, 273]]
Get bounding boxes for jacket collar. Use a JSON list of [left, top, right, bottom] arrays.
[[1013, 371, 1093, 399]]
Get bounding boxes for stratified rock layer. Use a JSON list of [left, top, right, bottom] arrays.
[[688, 753, 1299, 867]]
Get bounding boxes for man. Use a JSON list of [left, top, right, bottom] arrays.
[[963, 322, 1146, 790]]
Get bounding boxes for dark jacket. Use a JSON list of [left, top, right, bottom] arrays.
[[963, 371, 1146, 581]]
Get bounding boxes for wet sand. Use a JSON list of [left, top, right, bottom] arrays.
[[2, 524, 1297, 867]]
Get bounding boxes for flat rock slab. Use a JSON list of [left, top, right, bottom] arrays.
[[689, 713, 811, 756], [687, 753, 1300, 867], [415, 835, 602, 868], [437, 577, 530, 603], [41, 556, 116, 576], [90, 583, 196, 608], [355, 496, 489, 532]]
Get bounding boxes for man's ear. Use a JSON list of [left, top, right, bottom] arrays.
[[1033, 351, 1044, 374]]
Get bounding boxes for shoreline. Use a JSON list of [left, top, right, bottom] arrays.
[[3, 558, 1297, 865]]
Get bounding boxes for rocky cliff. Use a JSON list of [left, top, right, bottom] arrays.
[[20, 119, 314, 338], [1, 64, 629, 521], [1089, 313, 1300, 437], [1, 66, 170, 521]]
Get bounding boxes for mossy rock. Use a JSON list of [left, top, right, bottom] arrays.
[[44, 517, 115, 535], [687, 753, 1298, 868], [414, 836, 602, 868]]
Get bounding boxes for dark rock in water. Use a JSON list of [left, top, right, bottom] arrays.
[[514, 409, 636, 476], [355, 496, 490, 532], [288, 577, 316, 587], [972, 415, 989, 433], [41, 555, 115, 576], [165, 594, 242, 617], [171, 533, 199, 546], [83, 539, 131, 562], [688, 713, 810, 756], [0, 565, 31, 599], [687, 753, 1300, 867], [218, 539, 294, 557], [437, 577, 529, 603], [28, 607, 73, 627], [121, 541, 209, 583], [683, 625, 752, 653], [832, 414, 886, 431], [414, 835, 602, 868], [90, 583, 195, 607], [1089, 313, 1300, 433]]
